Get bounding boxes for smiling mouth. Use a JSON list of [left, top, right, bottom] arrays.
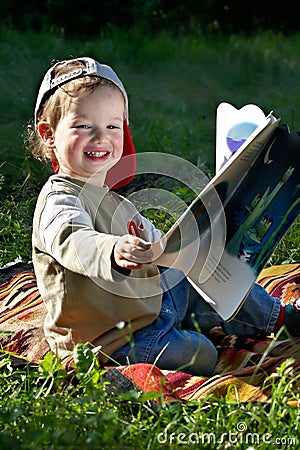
[[84, 151, 109, 157]]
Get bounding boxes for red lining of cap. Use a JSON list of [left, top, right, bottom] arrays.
[[105, 119, 136, 189], [51, 159, 59, 174]]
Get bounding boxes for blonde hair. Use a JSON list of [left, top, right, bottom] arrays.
[[27, 60, 125, 165]]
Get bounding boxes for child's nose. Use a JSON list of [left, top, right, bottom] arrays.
[[93, 128, 107, 143]]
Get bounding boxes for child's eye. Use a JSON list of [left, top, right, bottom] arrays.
[[76, 124, 91, 129], [107, 125, 120, 129], [73, 123, 92, 129]]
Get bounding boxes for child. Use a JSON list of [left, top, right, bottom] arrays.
[[29, 57, 299, 376]]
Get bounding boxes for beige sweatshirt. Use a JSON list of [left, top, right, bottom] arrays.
[[32, 175, 162, 361]]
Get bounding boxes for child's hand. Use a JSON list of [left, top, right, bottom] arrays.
[[113, 235, 153, 270]]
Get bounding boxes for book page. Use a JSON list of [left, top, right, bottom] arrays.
[[189, 125, 300, 320], [215, 102, 274, 173], [152, 115, 280, 278], [151, 105, 300, 319]]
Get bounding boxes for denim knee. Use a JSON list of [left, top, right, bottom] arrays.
[[151, 329, 218, 376], [110, 269, 219, 376], [111, 326, 218, 377]]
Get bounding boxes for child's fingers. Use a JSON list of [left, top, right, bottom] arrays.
[[114, 235, 153, 265], [121, 246, 154, 263], [126, 235, 151, 250]]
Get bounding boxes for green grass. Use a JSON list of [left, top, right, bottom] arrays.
[[0, 27, 300, 448], [0, 26, 299, 266], [0, 346, 299, 449]]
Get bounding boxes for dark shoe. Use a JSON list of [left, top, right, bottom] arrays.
[[283, 298, 300, 336]]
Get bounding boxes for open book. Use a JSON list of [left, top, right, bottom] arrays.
[[152, 103, 300, 320]]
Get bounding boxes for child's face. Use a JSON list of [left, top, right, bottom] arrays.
[[50, 84, 124, 185]]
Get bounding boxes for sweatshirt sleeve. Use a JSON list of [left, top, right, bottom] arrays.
[[38, 191, 119, 281], [139, 215, 162, 243]]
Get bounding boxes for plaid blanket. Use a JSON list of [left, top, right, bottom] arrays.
[[0, 262, 300, 403]]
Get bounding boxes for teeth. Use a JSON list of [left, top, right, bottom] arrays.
[[85, 151, 108, 157]]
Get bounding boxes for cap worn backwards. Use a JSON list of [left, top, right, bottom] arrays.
[[34, 57, 129, 126], [35, 56, 135, 189]]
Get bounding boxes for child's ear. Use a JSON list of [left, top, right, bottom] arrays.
[[37, 123, 55, 148]]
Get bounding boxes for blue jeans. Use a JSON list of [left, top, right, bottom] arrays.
[[111, 268, 281, 376]]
